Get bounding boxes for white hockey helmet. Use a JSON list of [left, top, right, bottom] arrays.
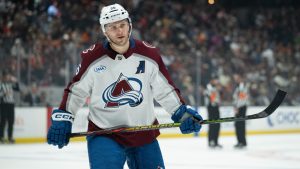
[[99, 3, 132, 34]]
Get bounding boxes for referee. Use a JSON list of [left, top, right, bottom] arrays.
[[0, 70, 19, 144], [233, 74, 249, 149], [204, 76, 222, 149]]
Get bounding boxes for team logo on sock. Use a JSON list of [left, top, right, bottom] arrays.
[[103, 73, 143, 108]]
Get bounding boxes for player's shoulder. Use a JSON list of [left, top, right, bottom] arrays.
[[135, 39, 157, 51], [81, 43, 105, 58], [134, 39, 161, 60]]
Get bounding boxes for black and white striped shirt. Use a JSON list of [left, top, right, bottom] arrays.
[[204, 83, 220, 107], [233, 82, 249, 108], [0, 81, 19, 104]]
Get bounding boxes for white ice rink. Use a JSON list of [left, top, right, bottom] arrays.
[[0, 134, 299, 169]]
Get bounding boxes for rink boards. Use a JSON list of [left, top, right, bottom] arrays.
[[11, 106, 300, 143]]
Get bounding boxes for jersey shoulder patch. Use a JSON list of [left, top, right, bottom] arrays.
[[81, 43, 104, 59], [134, 40, 161, 63], [142, 41, 156, 48], [82, 44, 96, 54]]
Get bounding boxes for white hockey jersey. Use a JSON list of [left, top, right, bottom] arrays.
[[59, 38, 184, 146]]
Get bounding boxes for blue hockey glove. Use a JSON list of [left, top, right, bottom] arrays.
[[47, 109, 74, 149], [171, 105, 203, 134]]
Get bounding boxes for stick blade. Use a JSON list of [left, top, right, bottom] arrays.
[[201, 89, 287, 124], [260, 89, 287, 117]]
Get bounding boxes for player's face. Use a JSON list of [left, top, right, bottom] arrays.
[[105, 19, 130, 46]]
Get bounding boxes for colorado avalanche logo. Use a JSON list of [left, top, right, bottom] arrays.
[[103, 73, 143, 108]]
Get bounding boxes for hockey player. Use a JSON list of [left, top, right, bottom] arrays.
[[233, 74, 249, 149], [47, 3, 203, 169]]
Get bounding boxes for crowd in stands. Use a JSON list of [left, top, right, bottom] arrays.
[[1, 0, 299, 106]]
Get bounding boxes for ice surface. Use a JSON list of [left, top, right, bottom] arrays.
[[0, 134, 299, 169]]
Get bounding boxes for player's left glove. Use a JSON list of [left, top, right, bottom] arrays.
[[171, 105, 203, 134], [47, 109, 74, 149]]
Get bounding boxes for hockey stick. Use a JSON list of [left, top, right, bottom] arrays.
[[70, 89, 286, 138]]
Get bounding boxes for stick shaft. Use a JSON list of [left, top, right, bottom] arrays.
[[70, 90, 286, 138]]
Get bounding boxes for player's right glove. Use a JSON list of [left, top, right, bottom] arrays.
[[171, 105, 202, 134], [47, 109, 74, 149]]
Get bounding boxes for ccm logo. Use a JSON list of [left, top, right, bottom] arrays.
[[52, 113, 74, 122]]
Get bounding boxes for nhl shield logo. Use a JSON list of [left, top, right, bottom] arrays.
[[102, 73, 143, 108]]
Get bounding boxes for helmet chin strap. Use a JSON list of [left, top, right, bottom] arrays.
[[109, 38, 121, 48], [104, 33, 128, 45], [104, 33, 130, 53], [103, 32, 112, 42]]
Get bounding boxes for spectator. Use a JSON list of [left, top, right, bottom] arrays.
[[0, 1, 299, 106]]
